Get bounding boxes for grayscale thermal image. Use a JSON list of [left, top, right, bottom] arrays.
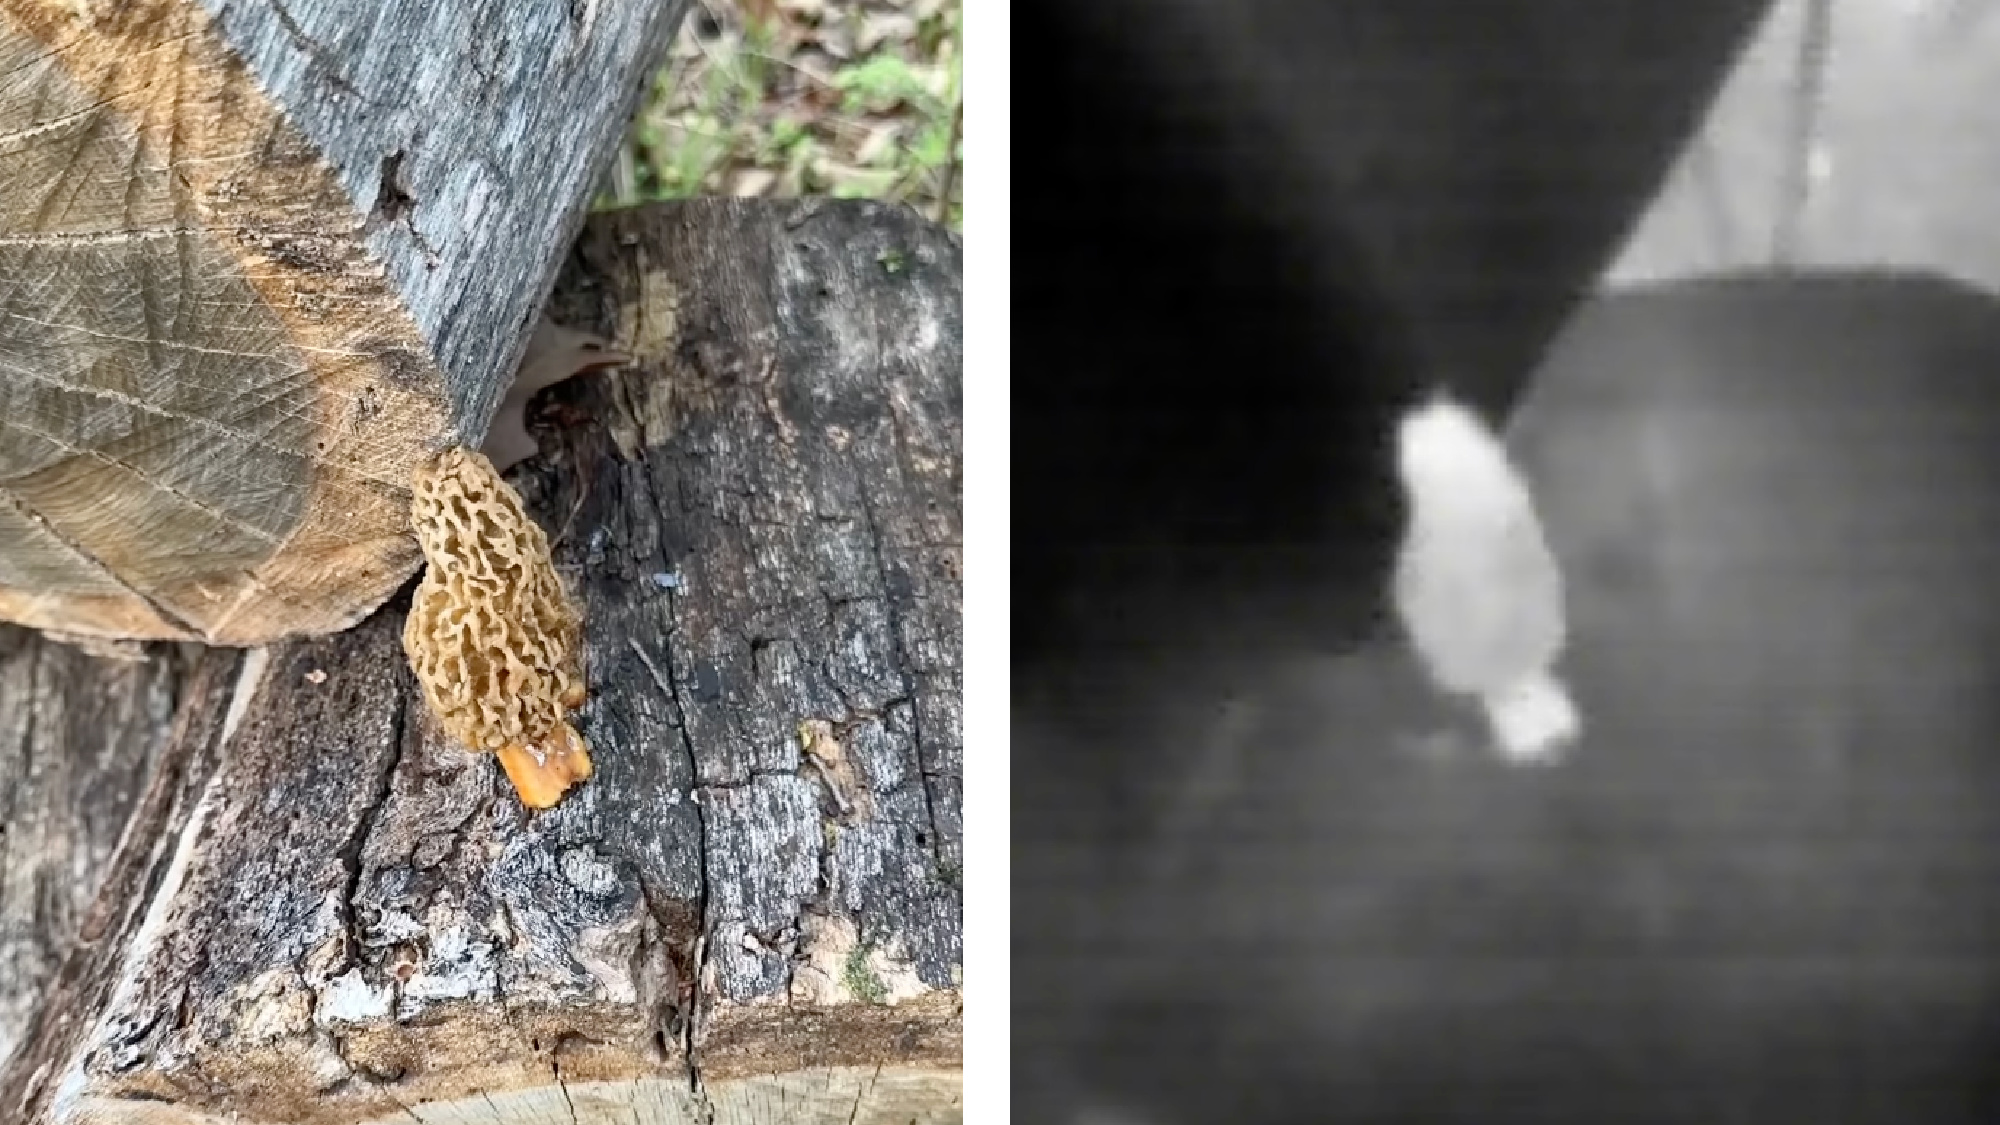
[[1013, 0, 2000, 1121]]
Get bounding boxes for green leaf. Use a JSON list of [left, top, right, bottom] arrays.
[[834, 54, 932, 114]]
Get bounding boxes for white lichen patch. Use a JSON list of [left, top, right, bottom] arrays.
[[791, 913, 930, 1007], [370, 909, 429, 948], [559, 845, 622, 897], [315, 968, 394, 1027], [396, 925, 500, 1018]]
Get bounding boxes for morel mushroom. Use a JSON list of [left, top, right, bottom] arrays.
[[402, 446, 592, 807]]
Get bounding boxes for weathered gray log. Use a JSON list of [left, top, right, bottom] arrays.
[[0, 630, 200, 1066], [0, 198, 964, 1124], [0, 0, 689, 646]]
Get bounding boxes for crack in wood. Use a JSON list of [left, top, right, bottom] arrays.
[[844, 1061, 882, 1125], [261, 0, 365, 101], [0, 356, 408, 492], [0, 417, 285, 546], [657, 605, 715, 1095], [22, 93, 114, 237], [0, 30, 96, 88], [627, 636, 673, 697], [0, 308, 367, 361], [0, 325, 334, 489], [368, 150, 441, 261], [0, 227, 209, 246], [0, 486, 204, 636], [371, 151, 415, 226], [334, 692, 405, 977], [0, 647, 240, 1121], [553, 1051, 580, 1125], [0, 87, 136, 152], [856, 491, 941, 864]]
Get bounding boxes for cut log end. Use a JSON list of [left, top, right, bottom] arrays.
[[58, 1064, 961, 1125], [0, 0, 687, 647]]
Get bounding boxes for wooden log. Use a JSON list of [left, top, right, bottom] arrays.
[[0, 0, 690, 646], [0, 198, 965, 1124], [0, 629, 200, 1067]]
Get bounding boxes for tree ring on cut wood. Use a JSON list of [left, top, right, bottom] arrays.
[[0, 0, 448, 646]]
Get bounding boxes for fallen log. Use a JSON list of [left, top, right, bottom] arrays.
[[0, 198, 965, 1125]]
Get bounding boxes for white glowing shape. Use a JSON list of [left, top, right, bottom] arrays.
[[1391, 393, 1581, 764]]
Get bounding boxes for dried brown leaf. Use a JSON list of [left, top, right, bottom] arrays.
[[855, 120, 903, 166], [858, 12, 918, 52], [730, 168, 779, 196]]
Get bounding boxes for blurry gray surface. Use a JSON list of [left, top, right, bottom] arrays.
[[1611, 0, 2000, 292], [1017, 276, 2000, 1124]]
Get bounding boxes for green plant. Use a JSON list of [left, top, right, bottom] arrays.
[[829, 32, 959, 216], [602, 1, 962, 228], [833, 54, 933, 115], [842, 942, 889, 1005]]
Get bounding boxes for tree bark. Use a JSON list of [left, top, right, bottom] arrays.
[[0, 632, 201, 1067], [0, 198, 965, 1125], [0, 0, 689, 646]]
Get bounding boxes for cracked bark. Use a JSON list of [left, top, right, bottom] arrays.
[[0, 200, 962, 1125]]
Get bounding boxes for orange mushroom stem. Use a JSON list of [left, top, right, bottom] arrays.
[[496, 721, 594, 809]]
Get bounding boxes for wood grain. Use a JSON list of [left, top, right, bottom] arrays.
[[0, 629, 199, 1066]]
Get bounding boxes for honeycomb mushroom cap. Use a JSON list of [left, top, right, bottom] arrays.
[[402, 447, 585, 754]]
